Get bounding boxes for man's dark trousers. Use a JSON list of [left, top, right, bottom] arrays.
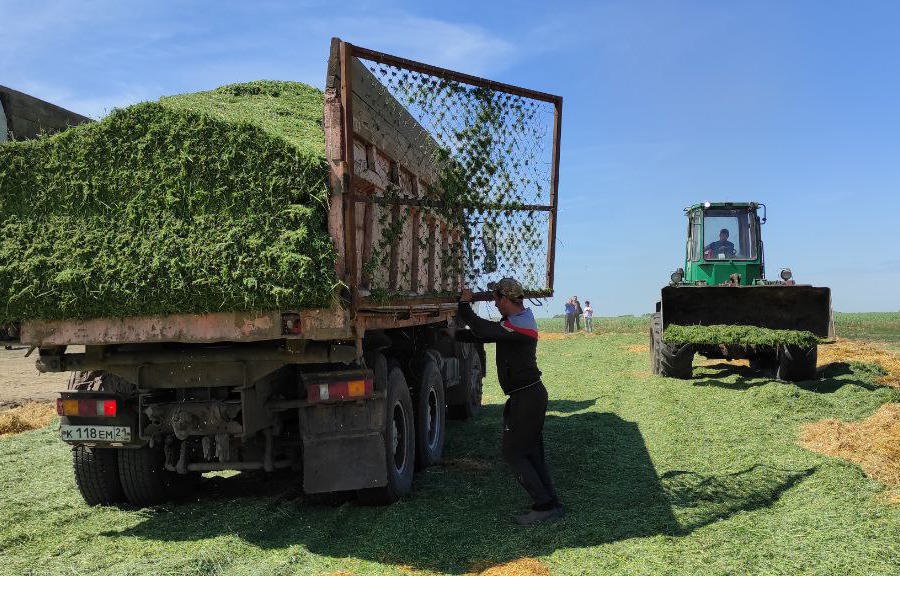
[[502, 382, 558, 508]]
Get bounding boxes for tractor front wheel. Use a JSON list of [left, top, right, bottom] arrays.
[[650, 312, 694, 379], [776, 344, 818, 382]]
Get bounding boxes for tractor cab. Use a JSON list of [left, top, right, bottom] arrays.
[[682, 202, 765, 286]]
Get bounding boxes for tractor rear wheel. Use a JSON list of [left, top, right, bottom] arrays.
[[650, 312, 694, 379], [776, 344, 818, 382]]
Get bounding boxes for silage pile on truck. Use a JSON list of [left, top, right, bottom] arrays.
[[0, 81, 338, 321]]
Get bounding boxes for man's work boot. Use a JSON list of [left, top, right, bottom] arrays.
[[514, 506, 563, 526]]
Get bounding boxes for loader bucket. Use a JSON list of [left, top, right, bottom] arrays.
[[661, 285, 833, 338]]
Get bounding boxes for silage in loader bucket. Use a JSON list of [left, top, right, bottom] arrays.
[[337, 40, 562, 301], [661, 285, 833, 338]]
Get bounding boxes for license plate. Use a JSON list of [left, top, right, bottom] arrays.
[[61, 425, 131, 442]]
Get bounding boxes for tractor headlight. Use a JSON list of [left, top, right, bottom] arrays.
[[670, 268, 684, 284], [780, 268, 793, 281]]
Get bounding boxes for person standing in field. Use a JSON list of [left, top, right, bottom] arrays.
[[574, 296, 583, 331], [583, 300, 594, 333], [457, 278, 563, 525], [564, 298, 576, 333]]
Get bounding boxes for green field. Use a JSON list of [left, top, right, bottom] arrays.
[[0, 313, 898, 575]]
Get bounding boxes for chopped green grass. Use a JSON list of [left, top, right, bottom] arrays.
[[2, 316, 899, 574], [663, 324, 821, 348], [0, 81, 336, 321]]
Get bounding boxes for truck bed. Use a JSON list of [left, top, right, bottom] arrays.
[[20, 38, 560, 349], [20, 303, 460, 346]]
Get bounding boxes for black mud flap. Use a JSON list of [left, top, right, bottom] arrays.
[[299, 398, 388, 494], [661, 285, 832, 337]]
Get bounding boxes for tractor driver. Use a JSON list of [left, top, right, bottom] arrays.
[[706, 228, 736, 258]]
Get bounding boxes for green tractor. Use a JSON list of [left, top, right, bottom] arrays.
[[650, 202, 833, 382]]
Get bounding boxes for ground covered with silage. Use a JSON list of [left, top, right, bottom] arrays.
[[0, 81, 336, 321], [2, 313, 899, 575]]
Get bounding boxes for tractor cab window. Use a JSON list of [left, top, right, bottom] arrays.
[[688, 211, 703, 261], [703, 209, 757, 260]]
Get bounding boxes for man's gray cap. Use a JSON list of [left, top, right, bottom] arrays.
[[487, 277, 525, 300]]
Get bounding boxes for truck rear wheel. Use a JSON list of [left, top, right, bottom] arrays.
[[448, 344, 483, 420], [414, 359, 446, 470], [650, 312, 694, 379], [72, 446, 125, 506], [118, 446, 199, 507], [776, 344, 818, 382], [357, 366, 415, 505]]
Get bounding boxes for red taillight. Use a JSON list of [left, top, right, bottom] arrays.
[[56, 398, 117, 417], [282, 313, 302, 335], [310, 378, 373, 402]]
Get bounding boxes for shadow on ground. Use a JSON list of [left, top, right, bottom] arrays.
[[104, 406, 814, 574], [691, 361, 882, 392]]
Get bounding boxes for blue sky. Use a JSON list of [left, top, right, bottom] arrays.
[[3, 0, 898, 316]]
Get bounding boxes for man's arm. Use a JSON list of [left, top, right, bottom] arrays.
[[456, 302, 532, 343]]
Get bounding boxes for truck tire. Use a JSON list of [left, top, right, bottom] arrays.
[[447, 344, 483, 420], [357, 366, 415, 505], [650, 312, 693, 379], [72, 446, 125, 506], [118, 446, 199, 507], [776, 344, 818, 382], [414, 359, 446, 470]]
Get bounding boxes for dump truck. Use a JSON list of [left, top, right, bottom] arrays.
[[650, 202, 832, 381], [18, 39, 563, 507], [0, 86, 91, 342]]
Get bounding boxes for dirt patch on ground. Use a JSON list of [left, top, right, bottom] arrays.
[[440, 457, 494, 473], [0, 347, 70, 412], [468, 557, 551, 576], [819, 338, 900, 388], [0, 402, 57, 436], [799, 403, 900, 493], [698, 358, 750, 367], [541, 332, 568, 341], [624, 344, 647, 354]]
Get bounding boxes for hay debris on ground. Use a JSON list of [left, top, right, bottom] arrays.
[[541, 332, 568, 341], [468, 557, 550, 576], [0, 81, 337, 321], [625, 344, 648, 353], [818, 338, 900, 388], [664, 324, 820, 348], [439, 458, 494, 473], [0, 402, 56, 436], [799, 403, 900, 489]]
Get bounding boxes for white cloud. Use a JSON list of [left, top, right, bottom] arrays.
[[306, 15, 517, 77]]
